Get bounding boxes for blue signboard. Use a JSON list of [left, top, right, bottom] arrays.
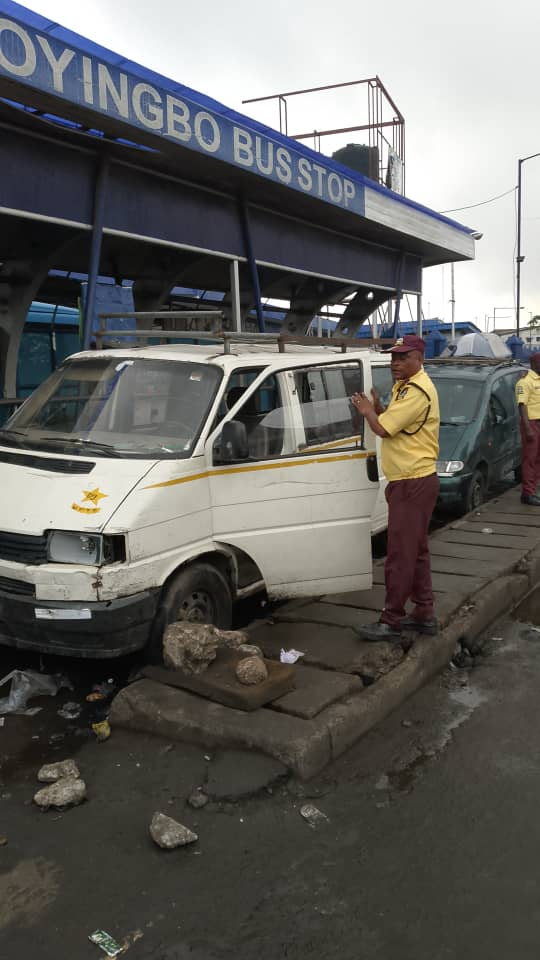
[[0, 8, 365, 217]]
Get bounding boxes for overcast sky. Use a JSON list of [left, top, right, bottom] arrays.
[[21, 0, 540, 331]]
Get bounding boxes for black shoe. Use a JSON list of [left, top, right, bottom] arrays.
[[400, 616, 438, 636], [521, 495, 540, 506], [354, 621, 402, 643]]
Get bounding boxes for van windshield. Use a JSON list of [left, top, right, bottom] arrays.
[[2, 357, 222, 459], [429, 376, 483, 424]]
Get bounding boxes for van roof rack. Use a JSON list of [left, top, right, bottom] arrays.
[[95, 313, 396, 354], [425, 356, 518, 366]]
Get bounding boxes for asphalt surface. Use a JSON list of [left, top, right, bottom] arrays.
[[2, 595, 540, 959]]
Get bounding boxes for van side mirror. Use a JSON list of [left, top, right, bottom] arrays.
[[215, 420, 249, 462]]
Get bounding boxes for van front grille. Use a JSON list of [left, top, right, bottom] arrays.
[[0, 575, 35, 596], [0, 531, 48, 565]]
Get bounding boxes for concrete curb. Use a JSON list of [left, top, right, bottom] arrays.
[[110, 569, 535, 780]]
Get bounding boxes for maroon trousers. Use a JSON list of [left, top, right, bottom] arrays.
[[520, 419, 540, 496], [381, 473, 440, 628]]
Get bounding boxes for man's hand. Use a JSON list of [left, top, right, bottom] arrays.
[[351, 392, 374, 416], [371, 388, 385, 415]]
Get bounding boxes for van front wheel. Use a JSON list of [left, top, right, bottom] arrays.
[[148, 563, 233, 662], [464, 469, 485, 513]]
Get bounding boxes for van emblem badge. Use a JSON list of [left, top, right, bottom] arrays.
[[71, 487, 108, 515]]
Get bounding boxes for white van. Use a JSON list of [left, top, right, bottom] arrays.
[[0, 334, 382, 659]]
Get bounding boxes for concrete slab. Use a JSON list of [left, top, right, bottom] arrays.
[[429, 540, 522, 563], [110, 679, 332, 781], [468, 511, 540, 528], [319, 586, 387, 610], [429, 572, 487, 594], [429, 554, 510, 578], [246, 621, 371, 672], [450, 520, 539, 540], [272, 602, 375, 628], [270, 664, 363, 719], [437, 529, 535, 551]]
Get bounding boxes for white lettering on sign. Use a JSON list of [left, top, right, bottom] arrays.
[[0, 15, 365, 216], [276, 147, 292, 184], [132, 81, 163, 129], [166, 95, 191, 141], [36, 36, 74, 93], [98, 64, 129, 118], [82, 55, 94, 104], [255, 136, 273, 175], [194, 110, 220, 153], [297, 157, 313, 192], [344, 180, 356, 208], [233, 127, 253, 166], [0, 18, 36, 76]]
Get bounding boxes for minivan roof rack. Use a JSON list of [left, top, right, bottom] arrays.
[[95, 313, 396, 354], [425, 356, 519, 366]]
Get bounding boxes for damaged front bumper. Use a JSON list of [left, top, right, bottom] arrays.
[[0, 585, 160, 658]]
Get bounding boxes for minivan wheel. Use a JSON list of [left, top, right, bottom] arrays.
[[464, 469, 485, 513], [147, 562, 233, 663]]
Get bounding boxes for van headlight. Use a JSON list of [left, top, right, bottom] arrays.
[[47, 531, 125, 565], [436, 460, 464, 477]]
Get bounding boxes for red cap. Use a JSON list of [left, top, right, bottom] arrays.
[[384, 334, 426, 354]]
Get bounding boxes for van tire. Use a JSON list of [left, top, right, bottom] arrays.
[[464, 469, 485, 513], [147, 563, 233, 663]]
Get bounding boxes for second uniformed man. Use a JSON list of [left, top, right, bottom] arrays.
[[351, 334, 440, 642], [515, 352, 540, 506]]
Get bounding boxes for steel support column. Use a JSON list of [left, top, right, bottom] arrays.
[[83, 157, 109, 349], [239, 202, 264, 332]]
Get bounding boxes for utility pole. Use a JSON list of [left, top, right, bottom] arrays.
[[516, 152, 540, 338], [450, 263, 456, 340]]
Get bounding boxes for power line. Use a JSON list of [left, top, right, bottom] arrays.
[[440, 186, 516, 214]]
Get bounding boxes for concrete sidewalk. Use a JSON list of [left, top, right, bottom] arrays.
[[111, 486, 540, 778]]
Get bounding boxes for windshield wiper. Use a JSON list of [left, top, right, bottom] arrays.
[[36, 436, 123, 458], [0, 428, 30, 448]]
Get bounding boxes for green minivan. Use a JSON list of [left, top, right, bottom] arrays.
[[371, 357, 526, 514]]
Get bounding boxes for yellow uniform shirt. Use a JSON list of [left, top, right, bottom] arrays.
[[378, 368, 440, 481], [515, 369, 540, 420]]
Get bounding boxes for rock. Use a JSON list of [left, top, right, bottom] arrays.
[[33, 777, 86, 810], [37, 759, 80, 783], [149, 812, 198, 849], [235, 657, 268, 685], [188, 788, 209, 809], [163, 622, 248, 674], [237, 643, 264, 660], [352, 641, 403, 682]]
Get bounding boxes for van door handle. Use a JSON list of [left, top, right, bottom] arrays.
[[367, 454, 379, 483]]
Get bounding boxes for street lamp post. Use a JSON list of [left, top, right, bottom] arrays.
[[492, 307, 514, 331], [516, 152, 540, 337]]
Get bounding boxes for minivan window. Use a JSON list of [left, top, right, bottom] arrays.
[[429, 376, 483, 424], [295, 363, 363, 447], [3, 358, 222, 459]]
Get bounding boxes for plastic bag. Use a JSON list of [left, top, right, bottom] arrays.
[[0, 670, 71, 715]]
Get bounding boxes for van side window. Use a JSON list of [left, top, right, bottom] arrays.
[[223, 373, 287, 460], [294, 362, 363, 449], [210, 367, 265, 432], [491, 376, 513, 419], [371, 365, 393, 408]]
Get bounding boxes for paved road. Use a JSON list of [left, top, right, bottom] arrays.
[[2, 600, 540, 960]]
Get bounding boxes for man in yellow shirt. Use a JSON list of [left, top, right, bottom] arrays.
[[352, 334, 440, 642], [515, 352, 540, 506]]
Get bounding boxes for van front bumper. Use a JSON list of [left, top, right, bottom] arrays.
[[0, 586, 160, 658], [437, 473, 471, 508]]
